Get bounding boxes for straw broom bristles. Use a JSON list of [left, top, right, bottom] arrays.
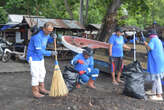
[[49, 37, 68, 97], [49, 64, 68, 97]]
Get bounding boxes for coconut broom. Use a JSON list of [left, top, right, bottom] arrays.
[[49, 37, 68, 97]]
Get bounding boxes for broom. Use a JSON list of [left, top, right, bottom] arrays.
[[49, 37, 68, 97]]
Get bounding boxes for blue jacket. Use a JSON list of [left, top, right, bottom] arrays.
[[71, 53, 94, 72], [147, 37, 164, 74], [26, 30, 54, 61]]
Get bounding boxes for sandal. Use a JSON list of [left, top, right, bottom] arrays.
[[112, 81, 119, 85], [117, 80, 124, 84], [149, 95, 163, 101], [145, 90, 156, 96]]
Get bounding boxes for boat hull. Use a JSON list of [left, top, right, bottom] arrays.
[[61, 35, 109, 53]]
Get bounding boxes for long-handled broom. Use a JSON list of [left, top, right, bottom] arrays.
[[49, 37, 68, 97]]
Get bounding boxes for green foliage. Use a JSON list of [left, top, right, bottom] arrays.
[[118, 0, 164, 28], [47, 0, 67, 19], [5, 0, 27, 14], [0, 7, 8, 24], [1, 0, 164, 28]]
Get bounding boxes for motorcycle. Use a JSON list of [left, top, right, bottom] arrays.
[[0, 38, 26, 63], [0, 38, 13, 62]]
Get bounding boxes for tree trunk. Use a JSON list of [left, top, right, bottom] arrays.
[[97, 0, 121, 42], [35, 0, 40, 16], [64, 0, 74, 19], [79, 0, 84, 25], [0, 1, 6, 6], [84, 0, 89, 25]]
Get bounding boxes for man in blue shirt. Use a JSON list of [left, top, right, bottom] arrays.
[[27, 22, 57, 98], [144, 29, 164, 101], [71, 47, 99, 89], [108, 27, 131, 85]]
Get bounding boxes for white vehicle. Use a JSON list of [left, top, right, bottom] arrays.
[[0, 38, 26, 63]]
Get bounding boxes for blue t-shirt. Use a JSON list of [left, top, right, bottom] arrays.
[[26, 30, 54, 61], [147, 37, 164, 74], [108, 34, 124, 57], [71, 53, 94, 72]]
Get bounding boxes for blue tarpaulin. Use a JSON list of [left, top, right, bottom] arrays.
[[0, 24, 17, 31], [129, 37, 138, 43]]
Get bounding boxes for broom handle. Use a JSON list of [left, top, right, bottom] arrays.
[[133, 31, 136, 61], [54, 38, 57, 61]]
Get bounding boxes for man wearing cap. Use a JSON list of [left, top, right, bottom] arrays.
[[144, 29, 164, 101], [27, 22, 57, 98], [108, 27, 131, 85], [71, 47, 99, 89]]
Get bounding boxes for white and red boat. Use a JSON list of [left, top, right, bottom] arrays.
[[61, 35, 109, 53]]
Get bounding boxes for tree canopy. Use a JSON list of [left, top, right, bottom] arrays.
[[0, 0, 164, 29]]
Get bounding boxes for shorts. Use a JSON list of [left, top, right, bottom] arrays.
[[29, 57, 46, 86], [110, 57, 124, 73]]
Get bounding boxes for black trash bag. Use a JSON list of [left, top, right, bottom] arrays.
[[63, 66, 79, 92], [122, 61, 147, 99]]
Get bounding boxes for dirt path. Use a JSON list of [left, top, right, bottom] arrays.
[[0, 58, 164, 110]]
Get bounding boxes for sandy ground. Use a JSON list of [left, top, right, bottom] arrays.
[[0, 57, 164, 110]]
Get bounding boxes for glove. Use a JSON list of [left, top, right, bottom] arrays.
[[79, 70, 86, 75], [51, 32, 57, 39], [130, 48, 136, 52], [77, 59, 84, 64], [109, 56, 112, 63], [51, 51, 58, 56]]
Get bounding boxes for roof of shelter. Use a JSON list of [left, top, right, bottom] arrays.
[[85, 24, 101, 30], [122, 26, 143, 32], [24, 17, 85, 30], [1, 14, 85, 31], [7, 14, 43, 25]]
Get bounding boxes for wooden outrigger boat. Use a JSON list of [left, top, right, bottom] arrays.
[[61, 35, 109, 53]]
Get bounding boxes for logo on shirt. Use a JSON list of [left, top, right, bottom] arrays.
[[116, 40, 123, 45]]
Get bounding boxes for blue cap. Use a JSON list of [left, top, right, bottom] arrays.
[[115, 27, 123, 33], [83, 47, 93, 56], [148, 29, 157, 36]]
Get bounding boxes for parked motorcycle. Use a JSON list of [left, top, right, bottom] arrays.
[[0, 38, 12, 62]]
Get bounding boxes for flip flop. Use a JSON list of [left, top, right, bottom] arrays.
[[145, 90, 156, 96], [118, 80, 124, 84], [149, 95, 163, 101], [112, 81, 119, 85]]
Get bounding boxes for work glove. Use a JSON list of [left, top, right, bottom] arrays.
[[77, 59, 84, 64], [51, 51, 58, 56], [130, 48, 136, 52], [109, 56, 112, 63], [79, 70, 86, 75], [51, 32, 57, 39]]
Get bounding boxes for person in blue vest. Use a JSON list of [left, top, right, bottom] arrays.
[[71, 47, 99, 89], [144, 29, 164, 101], [108, 27, 132, 85], [26, 22, 57, 98]]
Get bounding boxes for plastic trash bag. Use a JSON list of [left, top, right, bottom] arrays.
[[63, 66, 79, 92], [122, 61, 147, 99]]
